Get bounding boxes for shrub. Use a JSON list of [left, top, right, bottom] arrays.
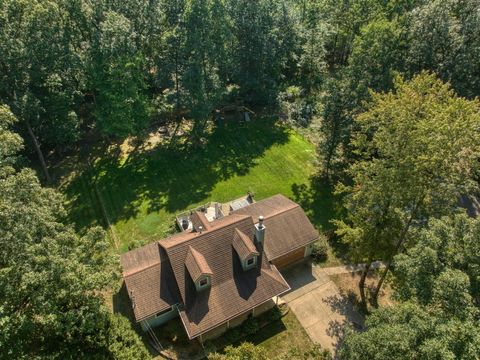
[[241, 317, 260, 336], [311, 236, 328, 263], [267, 306, 283, 322], [203, 340, 216, 355], [224, 327, 242, 343], [278, 86, 315, 127]]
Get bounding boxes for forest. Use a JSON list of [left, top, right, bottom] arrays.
[[1, 0, 479, 359]]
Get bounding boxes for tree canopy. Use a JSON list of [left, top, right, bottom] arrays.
[[0, 106, 148, 359], [334, 72, 480, 306]]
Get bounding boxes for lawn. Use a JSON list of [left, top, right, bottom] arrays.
[[153, 309, 316, 359], [61, 117, 336, 253], [247, 310, 316, 357]]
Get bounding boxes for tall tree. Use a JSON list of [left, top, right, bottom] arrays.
[[339, 302, 480, 360], [407, 0, 480, 98], [226, 0, 297, 104], [89, 10, 151, 138], [334, 73, 480, 307], [0, 106, 148, 358], [320, 18, 404, 179], [340, 215, 480, 360], [0, 0, 88, 180]]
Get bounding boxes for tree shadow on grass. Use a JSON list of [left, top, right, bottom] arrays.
[[64, 116, 290, 233], [291, 174, 348, 262]]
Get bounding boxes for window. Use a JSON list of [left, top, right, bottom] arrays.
[[244, 256, 257, 270], [199, 278, 208, 287]]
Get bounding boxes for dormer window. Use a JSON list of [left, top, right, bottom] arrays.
[[185, 246, 213, 292], [233, 228, 260, 271]]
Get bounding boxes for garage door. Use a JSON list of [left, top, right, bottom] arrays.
[[271, 246, 306, 269]]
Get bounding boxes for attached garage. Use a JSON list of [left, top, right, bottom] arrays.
[[231, 194, 320, 270], [272, 244, 312, 269]]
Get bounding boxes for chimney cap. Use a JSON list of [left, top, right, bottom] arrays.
[[259, 215, 264, 222]]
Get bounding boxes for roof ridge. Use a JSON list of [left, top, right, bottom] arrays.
[[262, 202, 299, 220], [161, 214, 253, 251], [260, 267, 290, 290], [123, 260, 161, 277]]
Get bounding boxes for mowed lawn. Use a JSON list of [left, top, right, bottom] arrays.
[[62, 117, 322, 253]]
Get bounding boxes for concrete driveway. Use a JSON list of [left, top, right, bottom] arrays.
[[281, 262, 364, 354]]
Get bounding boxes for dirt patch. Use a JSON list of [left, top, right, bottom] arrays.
[[329, 272, 395, 313]]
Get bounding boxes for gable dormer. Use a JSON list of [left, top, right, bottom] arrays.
[[185, 246, 213, 291], [191, 211, 211, 233], [233, 228, 260, 271]]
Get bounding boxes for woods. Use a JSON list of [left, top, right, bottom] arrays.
[[1, 0, 480, 358]]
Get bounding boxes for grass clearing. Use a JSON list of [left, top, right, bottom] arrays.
[[60, 117, 337, 253]]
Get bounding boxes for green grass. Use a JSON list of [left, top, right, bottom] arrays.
[[61, 117, 336, 253], [247, 310, 315, 356]]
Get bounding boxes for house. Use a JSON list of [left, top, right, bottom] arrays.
[[120, 194, 319, 342]]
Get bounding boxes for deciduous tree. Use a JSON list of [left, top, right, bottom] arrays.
[[335, 73, 480, 307]]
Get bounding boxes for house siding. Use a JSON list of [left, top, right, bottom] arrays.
[[140, 306, 179, 331], [201, 298, 276, 341]]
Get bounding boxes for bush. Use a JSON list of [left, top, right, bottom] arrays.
[[203, 340, 216, 355], [311, 236, 328, 263], [267, 306, 283, 322], [224, 327, 242, 343], [278, 86, 315, 127], [241, 317, 260, 336]]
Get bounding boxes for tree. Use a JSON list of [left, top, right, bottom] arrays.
[[226, 0, 297, 105], [407, 0, 480, 98], [334, 73, 480, 307], [182, 0, 225, 140], [89, 10, 151, 138], [0, 0, 88, 180], [320, 18, 405, 179], [393, 214, 480, 310], [339, 302, 480, 360], [0, 106, 148, 358], [340, 214, 480, 360]]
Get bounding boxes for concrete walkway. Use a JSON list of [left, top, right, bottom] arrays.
[[280, 262, 367, 354]]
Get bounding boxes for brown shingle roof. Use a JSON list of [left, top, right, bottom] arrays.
[[190, 211, 211, 231], [233, 228, 259, 260], [231, 194, 299, 220], [121, 243, 180, 321], [232, 194, 319, 260], [161, 215, 289, 339], [120, 194, 316, 336], [185, 246, 213, 282]]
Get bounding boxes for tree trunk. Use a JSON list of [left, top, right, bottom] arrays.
[[371, 198, 422, 306], [324, 116, 339, 179], [371, 260, 390, 307], [359, 261, 371, 312], [25, 118, 51, 183]]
